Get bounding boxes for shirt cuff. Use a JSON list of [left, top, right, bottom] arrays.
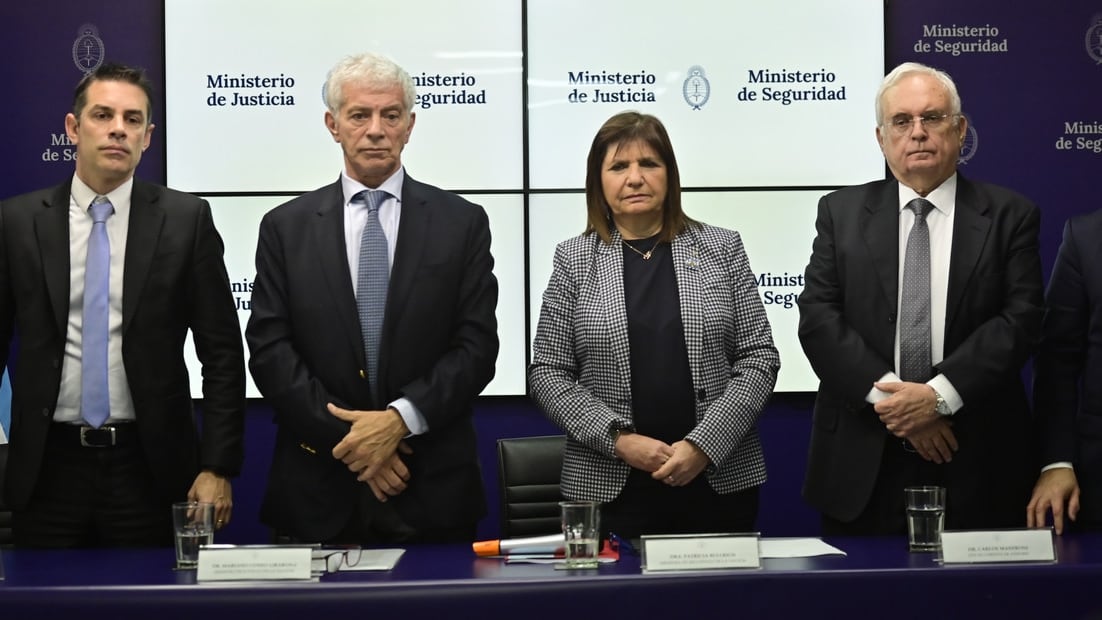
[[866, 372, 899, 403], [389, 397, 428, 436], [1041, 462, 1074, 473], [926, 374, 962, 414]]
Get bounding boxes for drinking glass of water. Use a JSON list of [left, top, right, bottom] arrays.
[[560, 500, 600, 568], [172, 501, 215, 569], [904, 486, 946, 552]]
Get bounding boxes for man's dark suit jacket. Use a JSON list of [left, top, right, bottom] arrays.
[[246, 174, 498, 541], [1034, 209, 1102, 526], [798, 174, 1043, 529], [0, 178, 246, 510]]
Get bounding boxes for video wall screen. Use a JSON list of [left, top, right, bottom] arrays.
[[166, 0, 885, 396]]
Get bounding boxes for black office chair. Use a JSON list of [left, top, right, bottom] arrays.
[[496, 434, 566, 539], [0, 442, 11, 546]]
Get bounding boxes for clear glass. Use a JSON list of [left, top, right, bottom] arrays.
[[172, 501, 214, 568], [904, 486, 946, 552], [560, 500, 600, 568]]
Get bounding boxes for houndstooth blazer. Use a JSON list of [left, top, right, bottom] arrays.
[[528, 222, 780, 502]]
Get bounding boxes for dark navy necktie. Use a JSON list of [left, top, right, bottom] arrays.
[[81, 195, 114, 428]]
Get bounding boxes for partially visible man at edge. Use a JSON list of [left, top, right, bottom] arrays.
[[1028, 208, 1102, 535]]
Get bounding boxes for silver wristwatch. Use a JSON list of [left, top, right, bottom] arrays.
[[933, 390, 952, 416]]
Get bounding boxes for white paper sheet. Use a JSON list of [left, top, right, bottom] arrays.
[[759, 538, 846, 558]]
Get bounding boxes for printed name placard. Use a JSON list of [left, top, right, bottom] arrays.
[[940, 529, 1056, 564], [641, 533, 761, 572], [197, 545, 314, 582]]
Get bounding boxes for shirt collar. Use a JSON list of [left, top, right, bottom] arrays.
[[341, 167, 405, 206], [70, 173, 134, 215], [897, 173, 957, 216]]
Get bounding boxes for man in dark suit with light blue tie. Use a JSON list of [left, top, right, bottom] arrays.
[[798, 62, 1042, 535], [0, 63, 246, 547], [246, 52, 498, 544], [1029, 208, 1102, 534]]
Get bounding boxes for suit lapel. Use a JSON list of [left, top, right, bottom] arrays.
[[599, 231, 632, 395], [946, 176, 991, 331], [312, 180, 366, 367], [386, 178, 430, 346], [671, 229, 702, 390], [860, 180, 901, 309], [122, 180, 165, 334], [35, 183, 74, 338]]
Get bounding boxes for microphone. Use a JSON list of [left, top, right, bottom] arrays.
[[472, 533, 565, 556]]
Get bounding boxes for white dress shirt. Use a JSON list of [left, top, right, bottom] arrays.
[[340, 168, 428, 436], [867, 174, 963, 414], [55, 174, 137, 424]]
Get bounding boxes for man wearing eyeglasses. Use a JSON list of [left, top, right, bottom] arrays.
[[798, 62, 1042, 535]]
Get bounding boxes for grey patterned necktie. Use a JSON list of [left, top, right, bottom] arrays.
[[900, 197, 934, 383], [355, 190, 389, 399]]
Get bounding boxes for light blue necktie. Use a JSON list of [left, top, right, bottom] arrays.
[[900, 198, 934, 383], [81, 195, 113, 428], [355, 190, 389, 399]]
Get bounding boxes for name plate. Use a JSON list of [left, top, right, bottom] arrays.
[[197, 545, 314, 582], [641, 533, 761, 572], [940, 529, 1056, 564]]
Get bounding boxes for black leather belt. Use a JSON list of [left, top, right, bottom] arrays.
[[51, 423, 137, 448]]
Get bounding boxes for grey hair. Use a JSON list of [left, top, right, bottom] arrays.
[[322, 52, 416, 114], [875, 62, 962, 126]]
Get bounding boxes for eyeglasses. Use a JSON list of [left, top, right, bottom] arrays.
[[314, 546, 363, 573], [883, 113, 958, 136]]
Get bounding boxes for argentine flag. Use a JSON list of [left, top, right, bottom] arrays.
[[0, 368, 10, 443]]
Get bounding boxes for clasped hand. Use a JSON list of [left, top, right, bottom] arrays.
[[329, 403, 412, 502], [614, 432, 708, 487], [873, 381, 958, 464]]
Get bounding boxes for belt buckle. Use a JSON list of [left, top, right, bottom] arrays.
[[80, 426, 115, 448]]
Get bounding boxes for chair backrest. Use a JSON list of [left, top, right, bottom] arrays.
[[497, 434, 566, 539], [0, 443, 11, 546]]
